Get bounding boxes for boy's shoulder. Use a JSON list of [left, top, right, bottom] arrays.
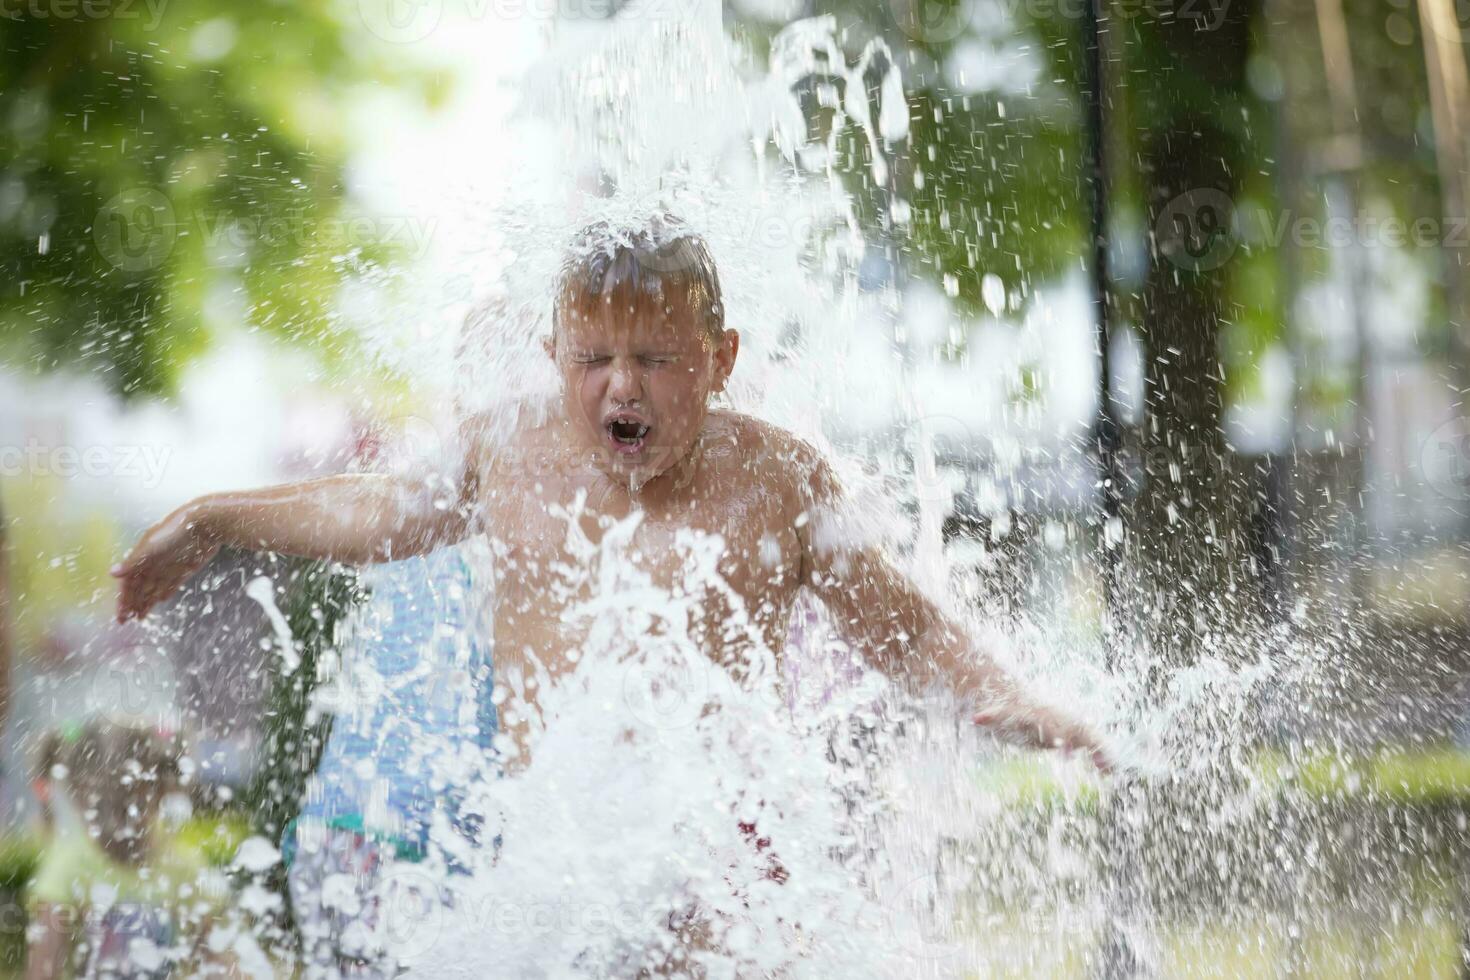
[[713, 410, 814, 460], [459, 399, 566, 478], [710, 411, 832, 491]]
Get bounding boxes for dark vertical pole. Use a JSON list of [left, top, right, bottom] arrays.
[[1082, 0, 1122, 649], [1081, 2, 1149, 978], [0, 493, 10, 738]]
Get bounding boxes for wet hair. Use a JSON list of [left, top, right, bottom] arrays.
[[56, 721, 180, 866], [554, 217, 725, 342]]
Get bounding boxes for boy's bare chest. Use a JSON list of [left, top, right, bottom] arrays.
[[481, 472, 803, 659]]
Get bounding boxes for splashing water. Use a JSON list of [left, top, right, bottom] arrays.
[[308, 10, 1123, 979], [249, 5, 1389, 978], [392, 503, 907, 977]]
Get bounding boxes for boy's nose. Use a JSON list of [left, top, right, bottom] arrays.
[[607, 358, 644, 401]]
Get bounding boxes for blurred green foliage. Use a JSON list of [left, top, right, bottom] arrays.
[[733, 0, 1457, 411], [1259, 746, 1470, 804], [4, 474, 116, 652], [238, 556, 364, 942], [0, 1, 442, 397], [241, 557, 364, 845], [0, 6, 411, 922], [0, 836, 40, 893]]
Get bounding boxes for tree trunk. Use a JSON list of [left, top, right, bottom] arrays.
[[1094, 11, 1266, 977], [1126, 0, 1263, 676], [0, 488, 11, 736]]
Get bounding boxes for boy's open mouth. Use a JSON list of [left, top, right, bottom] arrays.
[[604, 413, 651, 455]]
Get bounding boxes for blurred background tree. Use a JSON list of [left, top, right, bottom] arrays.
[[729, 0, 1470, 668], [0, 0, 439, 396], [0, 0, 437, 840], [731, 0, 1273, 670]]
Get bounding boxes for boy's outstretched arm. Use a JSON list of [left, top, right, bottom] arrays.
[[112, 429, 482, 624], [794, 449, 1107, 766]]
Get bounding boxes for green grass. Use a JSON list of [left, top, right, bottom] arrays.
[[173, 810, 254, 868], [962, 916, 1465, 978], [5, 757, 1470, 977], [1162, 918, 1463, 978], [1252, 747, 1470, 804], [973, 756, 1102, 811], [985, 747, 1470, 809]]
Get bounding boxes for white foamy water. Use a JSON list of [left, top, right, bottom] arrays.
[[373, 495, 1064, 978]]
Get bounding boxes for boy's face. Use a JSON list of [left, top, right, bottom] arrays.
[[550, 289, 737, 488]]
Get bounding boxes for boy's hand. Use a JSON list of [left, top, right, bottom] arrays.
[[111, 502, 221, 624], [974, 703, 1113, 773]]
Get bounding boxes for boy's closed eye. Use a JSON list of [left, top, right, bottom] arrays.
[[571, 353, 679, 366]]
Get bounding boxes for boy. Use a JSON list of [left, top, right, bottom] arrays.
[[112, 218, 1104, 784]]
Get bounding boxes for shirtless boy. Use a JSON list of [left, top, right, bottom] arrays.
[[112, 220, 1105, 779]]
